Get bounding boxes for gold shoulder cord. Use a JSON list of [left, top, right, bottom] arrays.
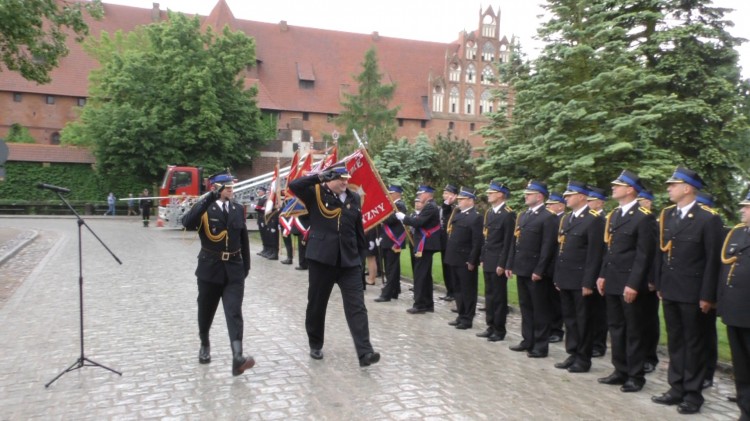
[[315, 184, 342, 230], [201, 211, 229, 248], [721, 223, 746, 286], [447, 207, 458, 236], [513, 212, 522, 241], [603, 209, 615, 247], [483, 208, 490, 239], [557, 213, 567, 255], [659, 206, 675, 263]]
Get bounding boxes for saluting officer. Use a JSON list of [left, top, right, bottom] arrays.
[[696, 191, 720, 390], [546, 191, 567, 343], [636, 188, 661, 375], [396, 185, 442, 314], [597, 170, 656, 393], [717, 192, 750, 421], [651, 167, 722, 415], [445, 187, 484, 330], [375, 185, 408, 302], [439, 184, 459, 302], [477, 181, 516, 342], [506, 180, 558, 358], [553, 181, 605, 373], [587, 185, 609, 358], [181, 173, 255, 376]]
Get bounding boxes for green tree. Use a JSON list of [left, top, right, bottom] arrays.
[[432, 133, 476, 191], [335, 47, 399, 155], [5, 123, 35, 143], [62, 12, 267, 182], [0, 0, 103, 84], [373, 133, 436, 202]]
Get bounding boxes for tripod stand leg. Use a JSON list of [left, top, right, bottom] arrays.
[[45, 358, 84, 388], [82, 357, 122, 376]]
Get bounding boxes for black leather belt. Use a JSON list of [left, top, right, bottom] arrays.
[[201, 247, 242, 261]]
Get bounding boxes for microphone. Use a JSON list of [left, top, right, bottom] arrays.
[[36, 183, 71, 194]]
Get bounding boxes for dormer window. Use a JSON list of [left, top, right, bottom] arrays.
[[297, 62, 315, 89]]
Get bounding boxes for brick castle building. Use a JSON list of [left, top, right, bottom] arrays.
[[0, 0, 513, 176]]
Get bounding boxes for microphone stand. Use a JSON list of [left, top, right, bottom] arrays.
[[45, 191, 123, 388]]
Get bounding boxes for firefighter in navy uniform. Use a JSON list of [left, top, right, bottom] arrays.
[[181, 173, 254, 376], [695, 191, 720, 390], [552, 181, 605, 373], [375, 185, 408, 302], [636, 188, 661, 375], [718, 192, 750, 421], [545, 191, 567, 343], [651, 167, 722, 415], [477, 180, 516, 342], [254, 187, 270, 257], [288, 165, 380, 367], [587, 185, 609, 358], [445, 187, 484, 330], [439, 185, 459, 302], [596, 169, 656, 393]]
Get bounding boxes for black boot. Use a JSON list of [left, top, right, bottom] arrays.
[[231, 340, 255, 376], [199, 342, 211, 364]]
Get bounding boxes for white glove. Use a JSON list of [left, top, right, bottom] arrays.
[[395, 212, 405, 221], [375, 238, 381, 246], [369, 241, 375, 250]]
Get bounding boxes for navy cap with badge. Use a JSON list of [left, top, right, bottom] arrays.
[[388, 185, 403, 193], [523, 180, 549, 196], [587, 186, 607, 201], [740, 192, 750, 206], [696, 191, 715, 207], [666, 166, 704, 190], [564, 180, 588, 196], [456, 186, 477, 200], [210, 173, 234, 186], [444, 184, 459, 194], [637, 189, 655, 202], [545, 192, 565, 204], [486, 180, 510, 196], [416, 184, 435, 194], [329, 165, 352, 179], [611, 169, 644, 193]]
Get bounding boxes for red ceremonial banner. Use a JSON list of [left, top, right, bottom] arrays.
[[340, 148, 395, 232]]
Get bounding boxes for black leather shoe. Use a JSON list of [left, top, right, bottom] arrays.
[[509, 343, 529, 352], [620, 379, 644, 393], [527, 350, 548, 358], [257, 250, 267, 257], [448, 319, 459, 326], [440, 295, 455, 302], [676, 401, 700, 414], [598, 372, 627, 385], [295, 266, 308, 270], [310, 349, 324, 360], [231, 340, 255, 376], [359, 352, 381, 367], [374, 296, 391, 302], [643, 362, 656, 373], [267, 254, 278, 261], [488, 332, 506, 342], [477, 307, 486, 312], [406, 307, 433, 314], [554, 355, 576, 369], [280, 258, 293, 265], [701, 379, 713, 389], [728, 395, 737, 403], [476, 328, 493, 338], [450, 308, 458, 313], [567, 363, 590, 373], [651, 393, 683, 406], [198, 344, 211, 364], [455, 323, 471, 330], [549, 334, 563, 343], [592, 348, 606, 358]]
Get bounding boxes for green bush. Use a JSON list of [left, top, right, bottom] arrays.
[[5, 124, 35, 144]]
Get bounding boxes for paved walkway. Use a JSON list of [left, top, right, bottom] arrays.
[[0, 217, 741, 420]]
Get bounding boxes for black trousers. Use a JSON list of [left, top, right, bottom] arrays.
[[266, 226, 279, 254], [484, 270, 508, 335], [560, 289, 595, 367], [197, 276, 245, 345], [642, 290, 660, 365], [606, 294, 647, 382], [452, 264, 478, 326], [413, 251, 435, 310], [380, 248, 401, 298], [257, 218, 267, 250], [440, 250, 455, 297], [663, 299, 709, 405], [295, 235, 308, 268], [282, 234, 293, 259], [592, 291, 608, 354], [705, 309, 718, 383], [516, 275, 552, 354], [306, 260, 374, 357], [727, 325, 750, 421], [549, 278, 564, 336]]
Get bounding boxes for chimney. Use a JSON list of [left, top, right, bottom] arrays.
[[151, 3, 160, 22], [372, 31, 380, 41], [279, 20, 288, 32]]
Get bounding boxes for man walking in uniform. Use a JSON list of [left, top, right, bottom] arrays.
[[506, 180, 558, 358], [288, 165, 380, 366], [651, 167, 722, 414], [445, 187, 484, 330], [477, 181, 515, 342], [182, 173, 255, 376], [597, 170, 656, 392], [375, 185, 408, 302]]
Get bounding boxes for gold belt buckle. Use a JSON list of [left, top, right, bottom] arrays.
[[221, 251, 230, 261]]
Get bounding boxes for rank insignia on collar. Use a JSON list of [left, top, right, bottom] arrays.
[[688, 213, 693, 219], [347, 204, 351, 209], [629, 211, 633, 215]]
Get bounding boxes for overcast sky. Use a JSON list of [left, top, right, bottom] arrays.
[[105, 0, 749, 78]]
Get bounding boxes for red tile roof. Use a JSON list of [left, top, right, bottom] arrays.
[[7, 143, 96, 164]]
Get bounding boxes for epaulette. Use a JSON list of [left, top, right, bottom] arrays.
[[638, 207, 651, 215], [588, 209, 600, 217], [506, 205, 513, 212], [664, 204, 677, 210], [546, 208, 556, 214], [699, 204, 719, 215]]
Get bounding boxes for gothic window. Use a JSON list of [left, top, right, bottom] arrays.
[[465, 41, 477, 60], [449, 62, 461, 82], [466, 64, 476, 83], [449, 87, 459, 114], [482, 42, 494, 62], [482, 15, 496, 38], [465, 88, 475, 115], [480, 90, 494, 114], [499, 44, 510, 63], [432, 85, 444, 113], [481, 66, 494, 85]]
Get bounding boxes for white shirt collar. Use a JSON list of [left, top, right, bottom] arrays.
[[529, 203, 544, 213], [573, 205, 588, 218], [492, 202, 505, 213], [461, 206, 474, 214], [620, 199, 639, 215], [678, 200, 697, 217]]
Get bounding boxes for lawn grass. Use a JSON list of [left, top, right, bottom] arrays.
[[398, 251, 731, 362]]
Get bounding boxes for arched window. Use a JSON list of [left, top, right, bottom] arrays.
[[482, 42, 494, 62], [481, 65, 494, 85], [449, 87, 459, 114], [432, 85, 444, 113], [465, 88, 475, 115], [465, 41, 477, 60], [480, 90, 494, 114], [499, 44, 510, 63], [449, 62, 461, 82], [482, 15, 496, 38], [50, 132, 61, 145], [466, 63, 476, 83]]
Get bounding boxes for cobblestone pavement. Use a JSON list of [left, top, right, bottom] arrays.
[[0, 217, 741, 420]]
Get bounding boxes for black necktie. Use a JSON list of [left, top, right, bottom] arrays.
[[223, 202, 229, 218]]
